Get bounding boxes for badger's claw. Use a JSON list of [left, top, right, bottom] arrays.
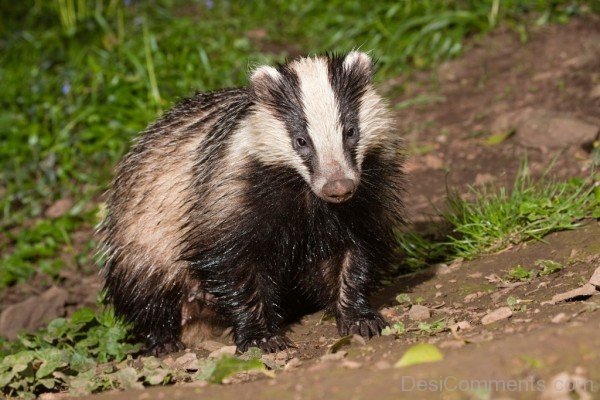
[[336, 312, 387, 339], [237, 334, 296, 353]]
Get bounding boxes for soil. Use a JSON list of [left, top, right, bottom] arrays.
[[91, 225, 600, 400], [3, 15, 600, 400]]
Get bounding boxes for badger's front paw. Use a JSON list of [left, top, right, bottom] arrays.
[[236, 334, 296, 353], [336, 311, 387, 339]]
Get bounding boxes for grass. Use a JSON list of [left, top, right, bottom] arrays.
[[397, 164, 600, 270]]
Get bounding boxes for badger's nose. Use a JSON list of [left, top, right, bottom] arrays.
[[321, 179, 355, 203]]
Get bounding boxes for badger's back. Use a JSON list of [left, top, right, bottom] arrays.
[[99, 88, 252, 345]]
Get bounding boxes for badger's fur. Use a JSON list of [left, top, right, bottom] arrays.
[[99, 52, 405, 354]]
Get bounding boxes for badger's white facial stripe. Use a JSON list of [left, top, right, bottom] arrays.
[[291, 57, 357, 186], [356, 87, 392, 166]]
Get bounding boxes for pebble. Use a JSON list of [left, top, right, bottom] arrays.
[[408, 305, 431, 321], [551, 313, 568, 324], [481, 307, 513, 325], [208, 345, 236, 359]]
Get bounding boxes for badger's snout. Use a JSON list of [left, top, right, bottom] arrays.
[[321, 178, 356, 203]]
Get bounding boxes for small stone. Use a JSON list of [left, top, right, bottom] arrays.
[[517, 112, 599, 149], [439, 340, 465, 349], [589, 266, 600, 289], [341, 360, 362, 369], [375, 360, 392, 370], [435, 284, 443, 289], [174, 352, 198, 370], [481, 307, 513, 325], [283, 357, 302, 372], [320, 351, 346, 362], [464, 291, 485, 303], [208, 345, 236, 359], [423, 154, 444, 170], [45, 198, 73, 218], [199, 340, 228, 352], [455, 321, 472, 331], [550, 283, 597, 304], [551, 313, 568, 324], [408, 305, 431, 321]]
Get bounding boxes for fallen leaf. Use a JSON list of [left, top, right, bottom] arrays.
[[208, 355, 272, 384], [484, 130, 514, 146], [394, 343, 443, 368]]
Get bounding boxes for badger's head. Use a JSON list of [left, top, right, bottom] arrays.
[[248, 51, 391, 204]]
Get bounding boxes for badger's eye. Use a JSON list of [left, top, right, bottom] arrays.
[[345, 127, 357, 139], [296, 137, 307, 147]]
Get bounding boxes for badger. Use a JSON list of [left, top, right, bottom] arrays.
[[98, 51, 405, 354]]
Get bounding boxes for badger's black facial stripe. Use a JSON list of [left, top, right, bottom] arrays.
[[255, 66, 315, 174], [327, 54, 372, 168]]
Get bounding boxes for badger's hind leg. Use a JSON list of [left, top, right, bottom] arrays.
[[180, 281, 228, 348], [103, 266, 185, 356]]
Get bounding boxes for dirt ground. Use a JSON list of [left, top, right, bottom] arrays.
[[3, 14, 600, 400], [91, 225, 600, 400]]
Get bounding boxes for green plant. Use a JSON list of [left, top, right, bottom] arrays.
[[536, 259, 564, 276], [395, 166, 598, 270], [442, 170, 597, 259], [0, 308, 141, 398], [507, 265, 536, 282], [418, 319, 447, 335], [382, 322, 406, 336]]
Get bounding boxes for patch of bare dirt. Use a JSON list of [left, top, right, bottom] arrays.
[[394, 15, 600, 221]]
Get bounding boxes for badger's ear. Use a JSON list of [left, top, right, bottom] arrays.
[[343, 51, 373, 76], [250, 65, 281, 102]]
